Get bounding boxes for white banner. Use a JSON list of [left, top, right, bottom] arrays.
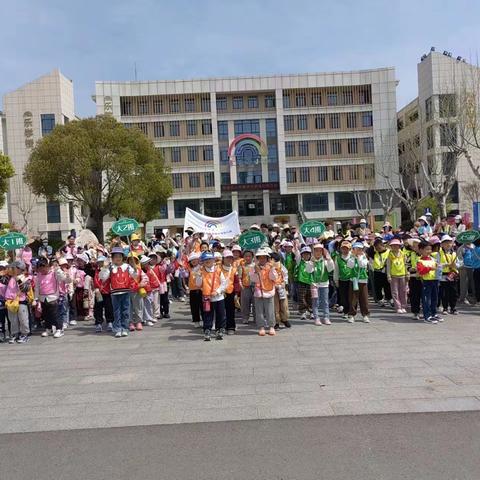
[[184, 208, 241, 238]]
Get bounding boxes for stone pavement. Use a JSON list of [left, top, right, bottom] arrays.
[[1, 301, 480, 434]]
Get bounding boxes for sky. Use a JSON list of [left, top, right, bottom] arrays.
[[1, 0, 480, 117]]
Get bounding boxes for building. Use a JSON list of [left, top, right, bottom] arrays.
[[2, 69, 82, 240], [94, 68, 399, 232], [397, 50, 480, 217], [0, 111, 9, 224]]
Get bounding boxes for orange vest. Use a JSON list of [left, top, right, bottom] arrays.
[[188, 265, 201, 291], [200, 267, 221, 296], [273, 262, 284, 286], [255, 264, 275, 294], [222, 265, 236, 294], [240, 260, 255, 288]]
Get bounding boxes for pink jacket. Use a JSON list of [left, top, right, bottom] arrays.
[[5, 276, 28, 302]]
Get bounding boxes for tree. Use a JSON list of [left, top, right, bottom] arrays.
[[462, 179, 480, 204], [353, 189, 372, 218], [374, 189, 397, 223], [11, 176, 38, 234], [24, 116, 172, 241], [0, 153, 15, 211]]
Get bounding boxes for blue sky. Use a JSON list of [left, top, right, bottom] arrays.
[[1, 0, 479, 117]]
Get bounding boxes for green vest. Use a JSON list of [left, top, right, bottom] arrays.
[[283, 252, 295, 278], [312, 259, 329, 284], [295, 260, 313, 284], [336, 255, 351, 281], [351, 258, 368, 281]]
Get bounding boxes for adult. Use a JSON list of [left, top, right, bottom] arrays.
[[38, 238, 53, 258]]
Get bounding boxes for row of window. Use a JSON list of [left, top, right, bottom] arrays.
[[217, 119, 277, 140], [120, 96, 211, 116], [282, 86, 372, 108], [162, 145, 214, 163], [216, 94, 276, 111], [126, 119, 212, 138], [425, 94, 456, 122], [46, 201, 76, 224], [286, 164, 375, 184], [284, 111, 373, 131], [172, 172, 215, 189], [285, 137, 374, 157]]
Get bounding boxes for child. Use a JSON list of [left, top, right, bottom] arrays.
[[386, 238, 409, 314], [0, 261, 9, 342], [57, 258, 73, 330], [251, 249, 277, 336], [238, 249, 256, 325], [186, 252, 202, 328], [311, 243, 334, 326], [197, 251, 226, 341], [93, 256, 114, 333], [72, 253, 90, 323], [439, 235, 459, 315], [140, 255, 155, 327], [271, 252, 290, 330], [221, 250, 237, 335], [154, 252, 170, 319], [147, 252, 161, 320], [128, 254, 147, 331], [333, 241, 352, 319], [416, 241, 440, 324], [369, 238, 392, 307], [406, 238, 422, 320], [99, 247, 138, 337], [294, 246, 313, 320], [347, 242, 370, 323]]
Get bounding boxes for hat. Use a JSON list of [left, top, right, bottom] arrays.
[[360, 219, 367, 224], [419, 216, 428, 222], [222, 249, 233, 258], [111, 247, 125, 256], [255, 249, 270, 257], [58, 257, 68, 266], [272, 223, 279, 228], [13, 260, 26, 270], [148, 251, 158, 257], [313, 243, 324, 249], [383, 222, 391, 228], [340, 241, 352, 249], [200, 251, 214, 262], [300, 246, 311, 254], [65, 253, 74, 260], [429, 236, 441, 245], [96, 255, 107, 263], [231, 245, 242, 252], [188, 252, 200, 261], [76, 253, 90, 263], [274, 238, 281, 243], [0, 261, 8, 268], [283, 224, 290, 230], [185, 226, 194, 233], [250, 224, 260, 230], [140, 255, 151, 265], [389, 238, 402, 246], [441, 235, 453, 242], [283, 241, 293, 248], [455, 214, 462, 221], [214, 252, 222, 259], [425, 211, 433, 216], [352, 242, 365, 249], [130, 233, 141, 241]]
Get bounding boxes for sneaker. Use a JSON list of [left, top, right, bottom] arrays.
[[63, 323, 68, 330], [389, 300, 395, 308], [424, 317, 438, 324], [8, 337, 16, 344], [464, 299, 471, 305], [378, 300, 385, 307], [147, 321, 155, 327], [150, 318, 158, 324], [442, 308, 448, 315], [401, 309, 407, 314], [107, 322, 113, 332], [163, 314, 170, 319], [129, 323, 135, 332], [342, 314, 349, 320], [268, 327, 276, 336], [194, 321, 201, 328], [242, 319, 249, 325], [135, 322, 143, 330], [434, 315, 444, 322], [121, 330, 129, 337], [204, 329, 211, 341], [323, 318, 331, 325], [337, 306, 344, 313], [114, 331, 122, 338], [413, 314, 421, 320], [179, 296, 186, 302], [227, 329, 235, 335], [314, 319, 322, 326], [274, 323, 280, 330], [347, 316, 355, 323], [258, 328, 266, 336], [95, 324, 102, 333], [284, 321, 292, 328], [41, 329, 51, 337], [216, 328, 225, 340], [16, 335, 29, 344], [69, 320, 77, 326], [396, 309, 403, 314], [363, 316, 370, 323], [300, 313, 307, 320], [53, 330, 64, 338], [450, 309, 458, 315]]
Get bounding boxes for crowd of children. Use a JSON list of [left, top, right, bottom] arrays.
[[0, 215, 479, 343]]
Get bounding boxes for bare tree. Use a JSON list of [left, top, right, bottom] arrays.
[[374, 189, 398, 223], [462, 179, 480, 204], [12, 176, 38, 234], [353, 189, 372, 218]]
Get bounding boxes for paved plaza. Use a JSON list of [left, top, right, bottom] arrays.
[[1, 302, 480, 435]]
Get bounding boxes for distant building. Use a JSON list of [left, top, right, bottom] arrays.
[[95, 68, 399, 231]]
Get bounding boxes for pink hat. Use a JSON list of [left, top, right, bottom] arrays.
[[389, 238, 402, 246], [222, 249, 233, 258], [429, 236, 441, 245], [231, 245, 242, 252]]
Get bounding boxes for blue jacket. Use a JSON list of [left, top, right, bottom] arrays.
[[471, 246, 480, 269]]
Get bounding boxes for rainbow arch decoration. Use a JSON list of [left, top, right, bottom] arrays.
[[227, 134, 268, 166]]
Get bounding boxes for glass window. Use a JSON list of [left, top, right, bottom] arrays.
[[237, 171, 262, 184], [172, 147, 181, 163], [170, 98, 180, 113], [248, 96, 258, 108], [201, 97, 211, 112], [315, 114, 326, 129], [234, 119, 260, 135], [137, 122, 148, 136], [216, 96, 227, 111], [297, 115, 308, 130], [188, 147, 198, 162], [185, 98, 195, 112], [425, 97, 433, 122], [333, 165, 343, 181], [218, 121, 228, 140], [303, 193, 329, 212], [221, 172, 230, 185], [362, 111, 373, 127], [153, 122, 164, 138], [265, 95, 276, 108], [220, 148, 229, 163], [189, 174, 200, 188], [343, 90, 353, 105], [285, 142, 295, 157], [69, 202, 75, 223], [284, 116, 295, 131], [158, 204, 168, 220], [426, 125, 434, 149], [327, 92, 337, 106], [268, 168, 279, 182], [311, 92, 322, 106], [238, 198, 264, 216], [169, 121, 180, 136], [120, 98, 132, 115], [335, 191, 356, 210], [270, 194, 298, 214], [41, 114, 55, 136], [317, 166, 328, 181], [347, 138, 358, 154], [204, 172, 214, 187], [296, 93, 306, 107], [286, 168, 297, 183], [346, 112, 357, 128], [283, 94, 291, 108], [268, 144, 278, 162], [233, 96, 244, 109], [174, 199, 200, 218], [299, 167, 310, 182], [439, 94, 456, 117], [359, 87, 371, 104], [153, 99, 163, 114], [187, 120, 197, 136], [349, 165, 360, 180], [48, 231, 63, 243], [172, 173, 183, 188], [203, 145, 213, 161], [202, 120, 212, 135], [46, 201, 61, 223], [363, 137, 374, 153], [204, 198, 232, 217], [298, 141, 309, 156], [138, 100, 149, 115], [330, 113, 340, 129], [440, 123, 456, 146], [365, 164, 375, 179], [330, 139, 342, 154], [266, 119, 277, 138], [317, 140, 327, 156]]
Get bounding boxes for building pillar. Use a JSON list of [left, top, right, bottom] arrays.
[[199, 198, 205, 214], [263, 190, 270, 217], [231, 191, 239, 213], [167, 199, 175, 220]]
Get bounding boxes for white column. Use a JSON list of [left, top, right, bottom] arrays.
[[231, 191, 239, 213], [263, 190, 270, 216]]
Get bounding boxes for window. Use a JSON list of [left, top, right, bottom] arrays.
[[46, 201, 61, 223], [285, 142, 295, 157], [425, 97, 433, 121], [237, 170, 262, 184], [220, 148, 229, 163], [218, 121, 228, 140], [201, 97, 211, 112], [221, 172, 231, 185], [362, 111, 373, 127], [205, 198, 233, 217], [172, 173, 183, 189], [343, 90, 353, 105], [440, 123, 456, 146], [187, 120, 197, 136], [120, 98, 132, 115], [185, 98, 195, 112], [317, 166, 328, 181], [153, 99, 163, 114], [204, 172, 214, 187], [203, 145, 213, 161], [335, 191, 356, 210], [158, 204, 168, 220], [330, 139, 342, 155], [346, 112, 357, 128], [187, 146, 198, 162], [265, 95, 276, 108], [63, 116, 69, 124], [284, 116, 295, 131], [297, 115, 308, 130], [315, 114, 326, 129], [170, 98, 180, 113], [442, 152, 456, 174], [296, 93, 306, 107], [69, 202, 75, 223], [268, 144, 278, 162], [201, 120, 212, 135], [439, 94, 456, 117], [329, 113, 340, 129], [138, 100, 149, 115], [238, 198, 264, 216], [234, 119, 260, 135], [426, 125, 434, 149], [298, 141, 309, 156], [327, 92, 337, 106], [248, 96, 258, 108], [286, 168, 297, 183], [283, 93, 291, 108], [348, 165, 360, 180], [268, 167, 279, 182], [233, 96, 244, 109], [311, 92, 322, 106], [174, 199, 199, 218], [299, 167, 310, 182], [189, 174, 200, 188], [359, 87, 371, 104], [363, 137, 374, 153], [365, 164, 375, 179], [216, 96, 227, 111], [169, 121, 180, 136], [48, 231, 62, 243], [172, 147, 181, 163], [303, 193, 329, 212], [266, 119, 277, 138], [332, 165, 343, 181], [409, 111, 419, 123], [316, 140, 327, 155], [137, 122, 148, 135], [269, 194, 298, 214], [347, 138, 358, 154], [41, 114, 55, 136], [153, 122, 164, 138]]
